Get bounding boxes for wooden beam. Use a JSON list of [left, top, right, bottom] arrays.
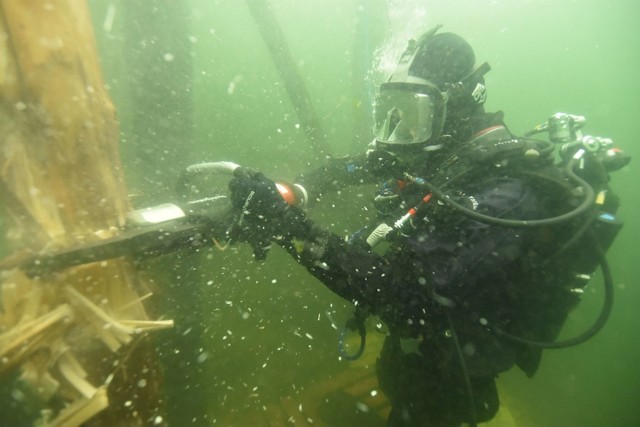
[[0, 1, 169, 425]]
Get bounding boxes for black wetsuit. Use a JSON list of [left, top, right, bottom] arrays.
[[279, 115, 593, 426]]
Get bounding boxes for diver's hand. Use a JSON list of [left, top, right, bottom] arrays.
[[229, 167, 289, 225], [228, 167, 311, 259]]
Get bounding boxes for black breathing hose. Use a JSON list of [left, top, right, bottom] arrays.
[[338, 320, 367, 360], [414, 157, 596, 228], [413, 159, 614, 349]]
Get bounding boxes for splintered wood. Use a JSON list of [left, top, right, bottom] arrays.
[[0, 1, 172, 425]]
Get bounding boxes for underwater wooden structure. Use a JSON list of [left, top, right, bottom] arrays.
[[0, 1, 171, 425]]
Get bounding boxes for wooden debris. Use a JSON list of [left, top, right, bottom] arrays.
[[0, 1, 172, 425]]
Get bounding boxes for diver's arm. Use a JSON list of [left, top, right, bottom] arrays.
[[228, 166, 537, 322], [278, 218, 526, 327], [278, 176, 540, 326], [279, 231, 394, 307]]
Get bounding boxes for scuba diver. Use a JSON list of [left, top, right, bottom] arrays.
[[225, 27, 627, 426]]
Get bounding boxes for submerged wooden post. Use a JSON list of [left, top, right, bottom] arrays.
[[0, 1, 171, 425]]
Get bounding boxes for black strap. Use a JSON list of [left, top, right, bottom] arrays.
[[338, 306, 369, 360]]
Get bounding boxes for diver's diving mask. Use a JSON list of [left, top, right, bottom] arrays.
[[374, 82, 447, 146]]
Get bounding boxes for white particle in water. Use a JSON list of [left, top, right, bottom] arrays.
[[356, 402, 369, 412]]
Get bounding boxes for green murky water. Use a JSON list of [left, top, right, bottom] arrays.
[[2, 0, 639, 425]]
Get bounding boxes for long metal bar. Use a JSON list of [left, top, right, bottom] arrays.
[[245, 0, 330, 157]]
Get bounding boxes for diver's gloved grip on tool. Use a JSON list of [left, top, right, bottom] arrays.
[[228, 167, 314, 256], [229, 167, 289, 218]]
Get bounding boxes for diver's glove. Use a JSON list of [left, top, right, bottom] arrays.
[[228, 167, 313, 259]]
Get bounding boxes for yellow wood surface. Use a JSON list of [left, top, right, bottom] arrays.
[[0, 2, 170, 425]]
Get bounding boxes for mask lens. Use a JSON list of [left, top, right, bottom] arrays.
[[374, 84, 441, 145]]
